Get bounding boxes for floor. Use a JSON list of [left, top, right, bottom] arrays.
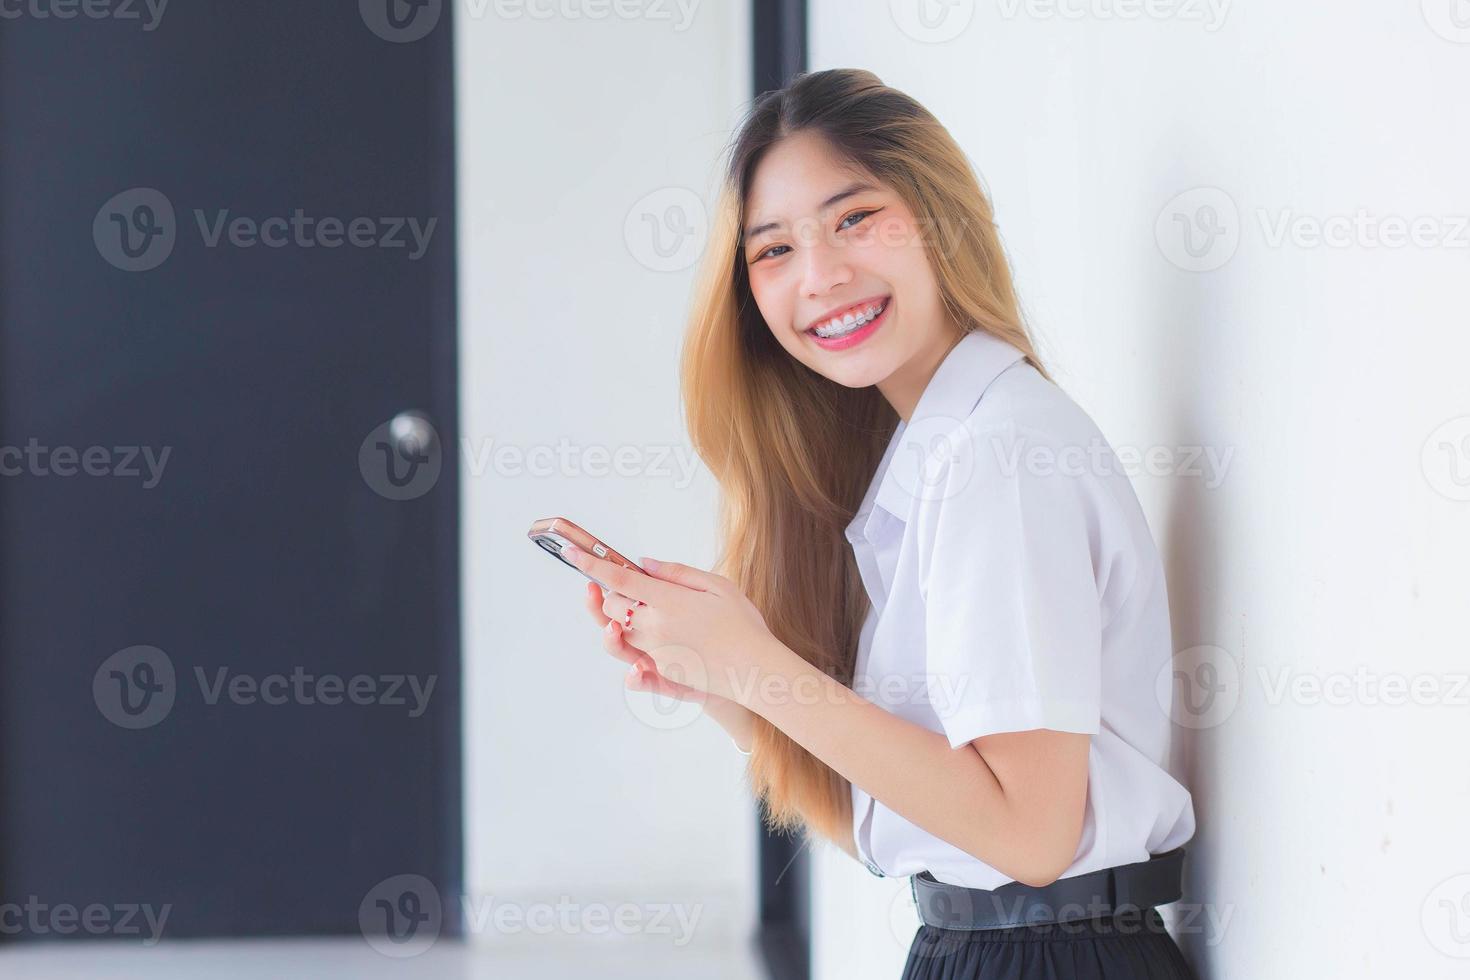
[[0, 936, 771, 979]]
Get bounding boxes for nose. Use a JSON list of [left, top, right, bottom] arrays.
[[799, 238, 853, 300]]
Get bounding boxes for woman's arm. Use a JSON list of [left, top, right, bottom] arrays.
[[746, 634, 1089, 888], [701, 694, 755, 752], [568, 548, 1082, 882]]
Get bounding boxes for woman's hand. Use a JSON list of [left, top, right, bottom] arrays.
[[580, 579, 710, 703], [563, 544, 779, 707], [579, 567, 759, 751]]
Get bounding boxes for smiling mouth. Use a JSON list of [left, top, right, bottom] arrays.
[[807, 297, 890, 340]]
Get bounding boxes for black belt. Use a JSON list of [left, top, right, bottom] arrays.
[[909, 847, 1186, 931]]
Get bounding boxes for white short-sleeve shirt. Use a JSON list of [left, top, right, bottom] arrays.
[[843, 329, 1195, 889]]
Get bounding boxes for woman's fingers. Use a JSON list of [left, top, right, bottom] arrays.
[[562, 545, 668, 605], [586, 585, 699, 703], [592, 590, 662, 679], [619, 644, 705, 702], [600, 588, 643, 624], [624, 660, 706, 702], [587, 583, 641, 629], [584, 581, 611, 626], [601, 619, 652, 669], [637, 558, 729, 594]]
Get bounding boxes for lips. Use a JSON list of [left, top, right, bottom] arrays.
[[803, 295, 892, 335], [806, 296, 892, 352]]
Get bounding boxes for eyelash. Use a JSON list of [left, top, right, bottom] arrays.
[[753, 208, 879, 263]]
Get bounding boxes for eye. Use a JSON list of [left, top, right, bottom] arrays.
[[749, 207, 882, 263]]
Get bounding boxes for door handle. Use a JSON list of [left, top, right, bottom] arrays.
[[387, 411, 436, 458]]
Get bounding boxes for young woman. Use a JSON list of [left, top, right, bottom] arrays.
[[560, 68, 1198, 979]]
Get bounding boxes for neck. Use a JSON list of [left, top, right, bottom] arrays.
[[877, 327, 965, 422]]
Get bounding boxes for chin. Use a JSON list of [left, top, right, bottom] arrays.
[[813, 359, 889, 390]]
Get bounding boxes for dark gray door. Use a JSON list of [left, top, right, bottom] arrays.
[[0, 1, 461, 940]]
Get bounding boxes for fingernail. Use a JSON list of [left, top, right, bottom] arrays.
[[640, 556, 659, 572], [562, 544, 582, 564], [605, 620, 616, 634]]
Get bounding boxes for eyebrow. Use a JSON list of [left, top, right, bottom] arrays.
[[743, 181, 879, 242]]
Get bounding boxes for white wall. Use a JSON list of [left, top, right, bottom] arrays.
[[455, 0, 761, 957], [811, 3, 1470, 977]]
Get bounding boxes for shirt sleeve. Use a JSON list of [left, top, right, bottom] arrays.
[[917, 416, 1104, 749]]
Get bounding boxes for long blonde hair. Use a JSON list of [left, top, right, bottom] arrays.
[[680, 69, 1051, 853]]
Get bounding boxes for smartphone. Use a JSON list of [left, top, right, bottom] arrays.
[[527, 516, 647, 593]]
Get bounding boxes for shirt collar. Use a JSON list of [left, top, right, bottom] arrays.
[[845, 329, 1027, 543]]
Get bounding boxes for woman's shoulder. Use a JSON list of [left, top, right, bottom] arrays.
[[945, 359, 1161, 550], [959, 360, 1114, 467]]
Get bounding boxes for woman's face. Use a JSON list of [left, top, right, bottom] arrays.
[[742, 130, 959, 416]]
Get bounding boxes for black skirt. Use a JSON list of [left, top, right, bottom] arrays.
[[900, 907, 1197, 980]]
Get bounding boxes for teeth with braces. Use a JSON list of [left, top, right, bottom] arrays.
[[813, 299, 888, 339]]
